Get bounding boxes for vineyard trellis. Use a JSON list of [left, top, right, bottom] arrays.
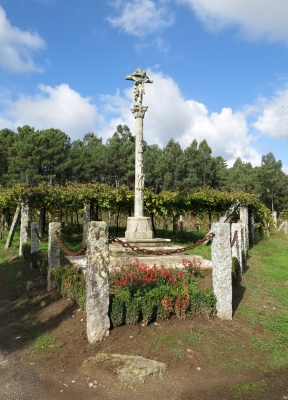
[[0, 182, 273, 228]]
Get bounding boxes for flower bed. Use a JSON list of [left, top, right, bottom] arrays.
[[109, 258, 216, 327], [50, 258, 216, 327]]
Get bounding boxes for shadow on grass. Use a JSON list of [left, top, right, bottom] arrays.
[[0, 257, 79, 356]]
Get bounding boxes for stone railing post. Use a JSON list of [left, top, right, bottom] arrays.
[[212, 222, 232, 320], [19, 201, 29, 256], [86, 221, 110, 343], [83, 203, 91, 245], [31, 222, 39, 254], [231, 223, 243, 276], [47, 222, 61, 292]]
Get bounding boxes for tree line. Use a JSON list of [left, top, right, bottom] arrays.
[[0, 124, 287, 213]]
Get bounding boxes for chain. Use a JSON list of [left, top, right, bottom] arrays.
[[34, 228, 48, 243], [55, 231, 87, 256], [109, 233, 214, 256], [230, 230, 238, 248]]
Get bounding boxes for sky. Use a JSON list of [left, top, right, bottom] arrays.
[[0, 0, 288, 172]]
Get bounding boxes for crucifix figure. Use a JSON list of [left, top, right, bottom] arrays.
[[125, 68, 153, 105]]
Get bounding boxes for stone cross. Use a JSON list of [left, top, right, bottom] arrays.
[[125, 68, 154, 240]]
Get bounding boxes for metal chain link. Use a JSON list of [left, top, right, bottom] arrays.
[[230, 230, 238, 248], [109, 232, 214, 256], [55, 231, 87, 256], [34, 228, 48, 243]]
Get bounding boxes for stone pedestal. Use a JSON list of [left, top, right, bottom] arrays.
[[125, 216, 154, 240]]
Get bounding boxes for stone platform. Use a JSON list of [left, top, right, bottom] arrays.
[[65, 237, 212, 271]]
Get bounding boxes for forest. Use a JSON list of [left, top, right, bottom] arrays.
[[0, 124, 287, 215]]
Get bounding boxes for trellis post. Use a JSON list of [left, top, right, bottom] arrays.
[[19, 201, 29, 256], [231, 223, 243, 276], [47, 222, 61, 292], [31, 222, 39, 254], [212, 222, 232, 320]]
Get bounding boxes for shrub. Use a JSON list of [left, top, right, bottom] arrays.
[[51, 266, 86, 310]]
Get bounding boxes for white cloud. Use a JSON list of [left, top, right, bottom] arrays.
[[253, 87, 288, 140], [97, 69, 261, 166], [179, 0, 288, 44], [0, 84, 97, 140], [107, 0, 175, 38], [0, 6, 45, 73]]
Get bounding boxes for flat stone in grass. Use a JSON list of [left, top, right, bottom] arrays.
[[83, 353, 167, 384]]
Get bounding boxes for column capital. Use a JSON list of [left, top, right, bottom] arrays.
[[131, 105, 148, 119]]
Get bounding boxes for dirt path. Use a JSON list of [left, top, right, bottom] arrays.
[[0, 272, 288, 400]]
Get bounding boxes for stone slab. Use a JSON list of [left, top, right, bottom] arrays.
[[83, 353, 166, 384]]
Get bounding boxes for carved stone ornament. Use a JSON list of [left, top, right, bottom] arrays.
[[125, 68, 153, 105]]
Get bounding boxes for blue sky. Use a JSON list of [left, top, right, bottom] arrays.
[[0, 0, 288, 171]]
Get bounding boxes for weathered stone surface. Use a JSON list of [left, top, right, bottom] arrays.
[[212, 222, 232, 320], [125, 217, 154, 240], [19, 202, 29, 256], [83, 353, 166, 384], [86, 221, 110, 343], [47, 222, 61, 292], [83, 203, 91, 245], [249, 210, 255, 246], [240, 206, 249, 259], [231, 223, 243, 276], [31, 222, 39, 254], [272, 211, 277, 226]]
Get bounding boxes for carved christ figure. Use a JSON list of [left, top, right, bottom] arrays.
[[125, 68, 153, 105]]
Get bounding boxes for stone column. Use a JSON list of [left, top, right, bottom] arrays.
[[125, 105, 153, 240], [19, 201, 29, 256], [83, 203, 91, 245], [31, 222, 39, 254], [47, 222, 61, 292], [212, 222, 232, 320], [240, 206, 249, 259], [86, 221, 110, 343], [231, 223, 243, 276]]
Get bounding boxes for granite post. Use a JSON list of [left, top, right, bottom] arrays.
[[47, 222, 61, 292], [212, 222, 232, 320], [19, 201, 29, 256], [249, 210, 255, 246], [272, 211, 277, 227], [31, 222, 39, 254], [86, 221, 110, 343], [83, 203, 91, 245], [231, 223, 243, 276], [240, 206, 249, 259]]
